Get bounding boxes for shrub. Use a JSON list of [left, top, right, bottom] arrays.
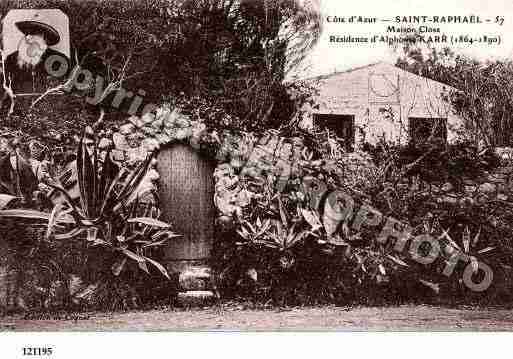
[[0, 130, 180, 311], [215, 136, 513, 307]]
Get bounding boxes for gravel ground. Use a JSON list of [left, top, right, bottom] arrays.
[[2, 305, 513, 331]]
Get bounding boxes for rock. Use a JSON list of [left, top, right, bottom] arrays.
[[119, 123, 136, 135], [191, 122, 207, 137], [126, 134, 141, 148], [152, 118, 164, 129], [498, 193, 509, 201], [141, 113, 155, 124], [464, 185, 476, 195], [164, 127, 178, 139], [230, 156, 245, 170], [155, 106, 171, 120], [126, 146, 148, 163], [176, 291, 216, 307], [164, 109, 181, 128], [216, 215, 234, 232], [431, 185, 442, 194], [234, 188, 253, 207], [141, 126, 157, 137], [463, 179, 477, 186], [479, 182, 496, 194], [174, 127, 192, 140], [130, 116, 146, 128], [98, 138, 113, 150], [156, 133, 171, 145], [459, 197, 475, 206], [112, 133, 130, 151], [439, 195, 458, 205], [142, 138, 160, 152], [496, 166, 513, 175], [240, 166, 262, 180], [179, 266, 211, 291], [441, 182, 453, 192], [111, 149, 126, 162], [175, 116, 191, 128], [135, 130, 147, 140], [127, 115, 139, 125], [487, 173, 506, 183]]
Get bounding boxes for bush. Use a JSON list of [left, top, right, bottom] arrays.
[[0, 130, 180, 312], [214, 136, 513, 307]]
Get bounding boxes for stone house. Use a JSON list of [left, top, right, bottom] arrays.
[[302, 62, 465, 150]]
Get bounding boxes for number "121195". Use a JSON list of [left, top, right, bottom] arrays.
[[22, 347, 53, 356]]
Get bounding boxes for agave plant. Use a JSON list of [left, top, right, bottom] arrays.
[[236, 217, 272, 246], [108, 200, 181, 279], [0, 130, 179, 279], [439, 225, 495, 274], [241, 199, 310, 270]]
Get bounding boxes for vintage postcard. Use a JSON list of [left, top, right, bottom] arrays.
[[0, 0, 512, 358]]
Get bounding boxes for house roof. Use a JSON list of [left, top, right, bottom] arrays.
[[301, 61, 461, 92], [303, 61, 385, 82]]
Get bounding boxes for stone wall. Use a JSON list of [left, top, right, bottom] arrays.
[[98, 106, 312, 221], [5, 103, 511, 229], [420, 149, 513, 206]]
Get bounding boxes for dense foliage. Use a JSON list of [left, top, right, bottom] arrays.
[[0, 0, 321, 134], [214, 131, 512, 307], [0, 129, 179, 311], [396, 35, 513, 147]]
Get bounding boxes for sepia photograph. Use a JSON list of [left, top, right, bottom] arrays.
[[0, 0, 513, 357]]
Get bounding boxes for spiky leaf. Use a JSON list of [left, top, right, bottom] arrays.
[[76, 137, 96, 218], [128, 217, 171, 228], [144, 256, 170, 279]]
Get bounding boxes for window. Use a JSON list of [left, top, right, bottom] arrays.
[[408, 117, 447, 145], [313, 114, 355, 151]]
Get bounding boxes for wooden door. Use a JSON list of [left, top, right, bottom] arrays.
[[157, 145, 215, 267]]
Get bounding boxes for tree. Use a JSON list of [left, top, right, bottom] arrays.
[[396, 34, 513, 147]]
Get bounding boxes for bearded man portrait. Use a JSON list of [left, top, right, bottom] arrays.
[[3, 19, 69, 94]]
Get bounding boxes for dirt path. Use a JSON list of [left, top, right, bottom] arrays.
[[2, 305, 513, 331]]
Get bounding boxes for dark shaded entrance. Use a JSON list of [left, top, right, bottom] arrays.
[[408, 117, 447, 145], [314, 114, 355, 151]]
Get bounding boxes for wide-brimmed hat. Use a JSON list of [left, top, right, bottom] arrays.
[[15, 20, 60, 46]]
